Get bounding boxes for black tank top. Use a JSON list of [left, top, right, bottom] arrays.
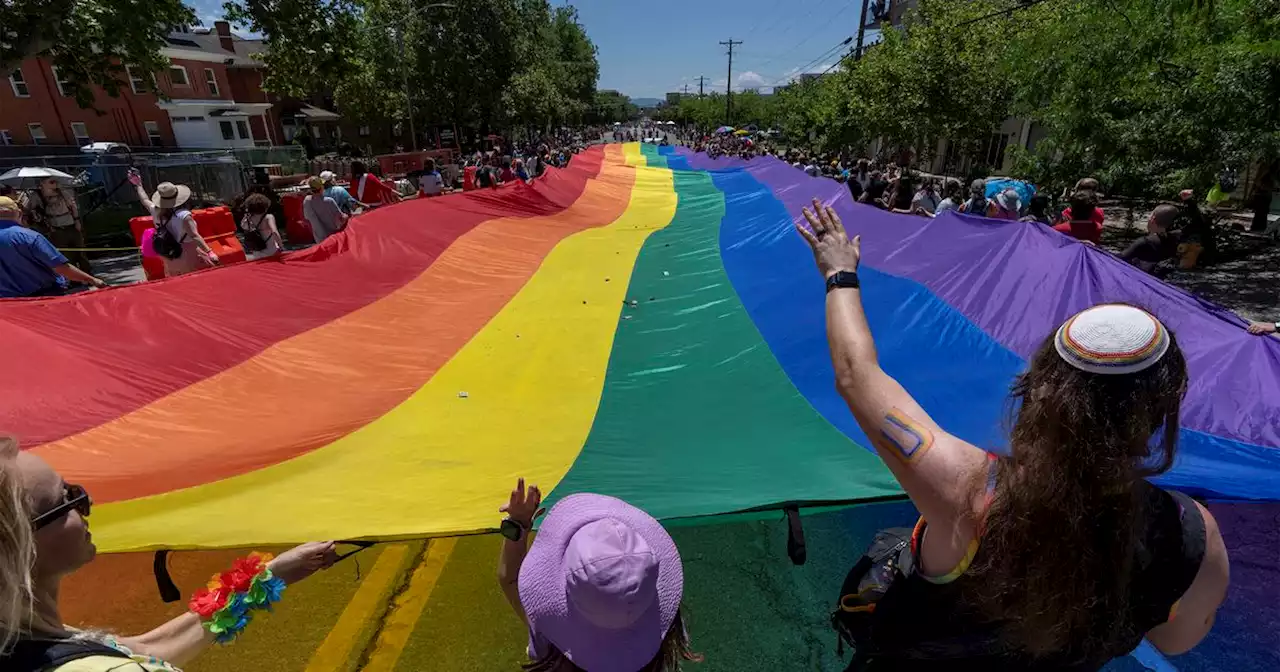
[[865, 481, 1207, 671]]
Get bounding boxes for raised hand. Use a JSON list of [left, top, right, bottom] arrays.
[[795, 198, 861, 279], [499, 477, 543, 527]]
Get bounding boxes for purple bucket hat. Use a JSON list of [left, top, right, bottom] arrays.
[[519, 493, 683, 672]]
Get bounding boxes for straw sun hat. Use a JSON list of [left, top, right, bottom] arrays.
[[151, 182, 192, 208]]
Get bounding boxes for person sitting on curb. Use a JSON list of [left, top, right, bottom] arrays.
[[0, 196, 106, 298], [497, 478, 701, 672]]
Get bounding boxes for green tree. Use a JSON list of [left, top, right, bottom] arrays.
[[0, 0, 196, 108], [589, 90, 637, 123], [1005, 0, 1280, 196], [785, 0, 1014, 163], [225, 0, 600, 140], [548, 6, 599, 123]]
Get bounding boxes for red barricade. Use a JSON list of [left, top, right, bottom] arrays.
[[281, 193, 312, 245], [128, 206, 246, 281]]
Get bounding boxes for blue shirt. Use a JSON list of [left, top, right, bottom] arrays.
[[0, 219, 69, 297], [324, 186, 355, 213]]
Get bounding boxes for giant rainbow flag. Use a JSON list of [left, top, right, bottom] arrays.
[[3, 142, 1277, 557]]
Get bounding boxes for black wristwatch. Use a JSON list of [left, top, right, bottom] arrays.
[[826, 271, 860, 293], [500, 518, 529, 542]]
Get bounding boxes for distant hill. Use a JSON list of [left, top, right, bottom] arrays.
[[631, 97, 662, 108]]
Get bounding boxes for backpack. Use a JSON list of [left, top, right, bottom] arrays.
[[830, 527, 916, 672], [151, 212, 189, 260], [239, 213, 269, 253], [1218, 166, 1239, 194], [1, 638, 132, 672]]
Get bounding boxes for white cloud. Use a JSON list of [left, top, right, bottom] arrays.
[[736, 71, 767, 89]]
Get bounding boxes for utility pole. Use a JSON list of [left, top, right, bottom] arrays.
[[682, 84, 690, 96], [695, 75, 709, 98], [854, 0, 871, 61], [719, 39, 742, 125]]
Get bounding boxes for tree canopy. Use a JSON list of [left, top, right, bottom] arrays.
[[224, 0, 601, 139], [0, 0, 195, 108], [769, 0, 1279, 195], [654, 91, 781, 131]]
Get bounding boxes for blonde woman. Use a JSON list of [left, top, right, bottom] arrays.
[[0, 437, 338, 671], [0, 437, 34, 657]]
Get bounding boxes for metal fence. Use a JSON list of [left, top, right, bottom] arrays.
[[0, 145, 308, 211]]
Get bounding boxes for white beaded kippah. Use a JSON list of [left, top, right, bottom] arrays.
[[1053, 304, 1170, 375]]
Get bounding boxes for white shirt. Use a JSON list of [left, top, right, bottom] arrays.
[[419, 171, 444, 195], [935, 198, 962, 215], [912, 190, 941, 214], [157, 209, 194, 244]]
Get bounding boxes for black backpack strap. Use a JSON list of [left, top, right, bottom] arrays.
[[784, 505, 806, 565], [1167, 490, 1208, 595], [1, 638, 132, 672]]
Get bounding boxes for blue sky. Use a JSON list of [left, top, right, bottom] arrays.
[[189, 0, 878, 99], [571, 0, 877, 98]]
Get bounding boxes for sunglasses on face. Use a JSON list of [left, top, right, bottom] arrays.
[[31, 483, 91, 531]]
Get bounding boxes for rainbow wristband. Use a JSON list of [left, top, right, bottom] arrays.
[[188, 552, 287, 643]]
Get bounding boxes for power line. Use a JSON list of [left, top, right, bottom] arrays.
[[695, 75, 709, 97], [955, 0, 1053, 27], [811, 0, 1055, 80], [766, 36, 851, 88], [720, 39, 743, 124], [743, 0, 859, 74]]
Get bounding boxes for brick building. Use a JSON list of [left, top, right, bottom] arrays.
[[0, 22, 338, 151]]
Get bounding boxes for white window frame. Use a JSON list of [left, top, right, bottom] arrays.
[[235, 120, 250, 140], [28, 123, 46, 144], [9, 69, 30, 98], [204, 68, 219, 96], [144, 121, 162, 146], [219, 120, 235, 140], [125, 66, 147, 94], [169, 65, 190, 87], [51, 66, 72, 97], [0, 130, 12, 146], [70, 122, 90, 145], [358, 125, 370, 137]]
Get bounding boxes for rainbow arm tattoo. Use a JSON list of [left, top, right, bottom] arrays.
[[879, 408, 935, 463]]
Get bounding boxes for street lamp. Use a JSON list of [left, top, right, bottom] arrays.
[[398, 1, 455, 151]]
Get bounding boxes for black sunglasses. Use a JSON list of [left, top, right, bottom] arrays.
[[32, 484, 92, 531]]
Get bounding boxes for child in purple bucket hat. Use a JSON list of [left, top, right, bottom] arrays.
[[497, 478, 701, 672]]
